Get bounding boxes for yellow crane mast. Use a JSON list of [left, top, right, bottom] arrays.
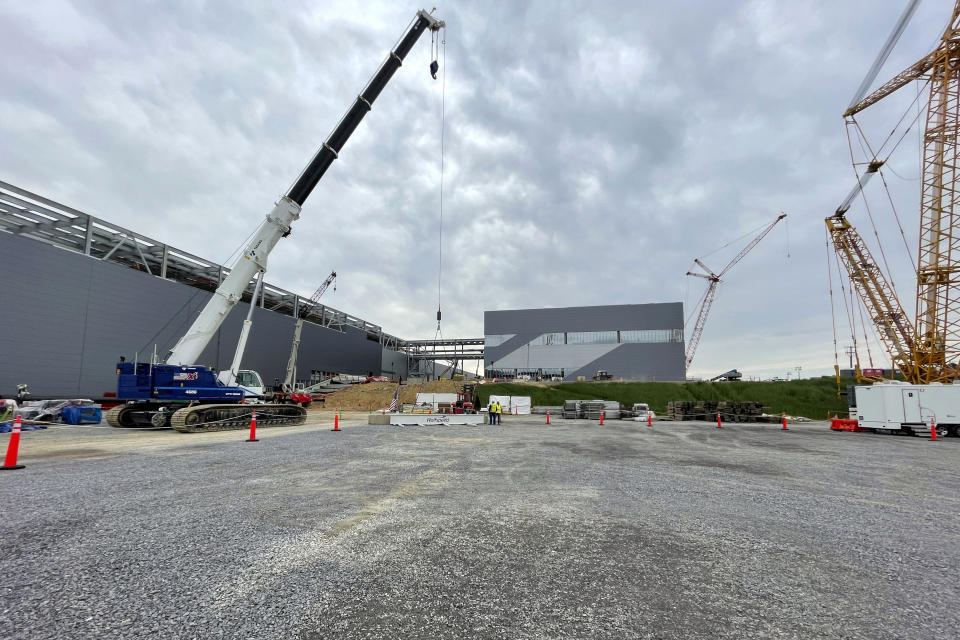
[[832, 1, 960, 384]]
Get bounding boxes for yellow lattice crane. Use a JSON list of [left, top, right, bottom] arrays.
[[829, 1, 960, 384]]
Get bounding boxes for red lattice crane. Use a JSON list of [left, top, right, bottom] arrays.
[[685, 213, 787, 369]]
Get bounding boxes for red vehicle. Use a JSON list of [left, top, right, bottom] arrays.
[[453, 384, 476, 414]]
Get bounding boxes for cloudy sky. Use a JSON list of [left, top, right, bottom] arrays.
[[0, 1, 950, 380]]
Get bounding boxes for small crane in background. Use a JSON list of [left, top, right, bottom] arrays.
[[685, 213, 787, 369], [280, 270, 337, 394]]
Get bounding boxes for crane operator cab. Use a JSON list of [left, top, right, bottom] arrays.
[[216, 369, 265, 400]]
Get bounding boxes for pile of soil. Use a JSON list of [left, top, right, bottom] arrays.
[[312, 379, 465, 411]]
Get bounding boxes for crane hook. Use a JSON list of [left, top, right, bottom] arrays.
[[430, 60, 439, 79]]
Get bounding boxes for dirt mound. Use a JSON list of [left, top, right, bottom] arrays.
[[313, 379, 464, 411]]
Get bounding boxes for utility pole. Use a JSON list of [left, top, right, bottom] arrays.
[[795, 366, 802, 380]]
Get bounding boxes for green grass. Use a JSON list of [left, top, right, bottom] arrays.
[[477, 378, 853, 419]]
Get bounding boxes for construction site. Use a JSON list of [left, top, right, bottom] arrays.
[[1, 3, 960, 639]]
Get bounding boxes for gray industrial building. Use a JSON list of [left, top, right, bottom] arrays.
[[484, 303, 686, 382], [0, 182, 433, 398]]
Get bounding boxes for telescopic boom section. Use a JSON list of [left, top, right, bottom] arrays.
[[165, 10, 444, 366]]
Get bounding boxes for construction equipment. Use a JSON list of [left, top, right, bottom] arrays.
[[453, 384, 476, 414], [107, 9, 446, 432], [827, 1, 960, 435], [271, 270, 337, 405], [685, 213, 787, 368], [593, 370, 614, 381], [835, 1, 960, 384], [710, 369, 742, 382]]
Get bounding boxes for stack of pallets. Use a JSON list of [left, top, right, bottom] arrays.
[[582, 400, 606, 420], [667, 400, 766, 422], [563, 400, 580, 420]]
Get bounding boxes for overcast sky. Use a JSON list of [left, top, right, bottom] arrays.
[[0, 1, 951, 380]]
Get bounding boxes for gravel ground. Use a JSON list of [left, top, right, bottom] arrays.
[[0, 415, 957, 639]]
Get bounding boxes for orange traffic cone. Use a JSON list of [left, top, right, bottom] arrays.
[[599, 412, 605, 425], [716, 411, 722, 429], [781, 413, 789, 431], [1, 415, 26, 470], [647, 413, 652, 427], [930, 416, 938, 441], [331, 410, 341, 432], [245, 409, 259, 442], [546, 410, 550, 425]]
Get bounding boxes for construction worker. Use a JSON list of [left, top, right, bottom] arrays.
[[495, 400, 502, 425], [487, 400, 496, 425]]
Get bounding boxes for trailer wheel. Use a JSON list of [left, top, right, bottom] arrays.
[[935, 424, 950, 439], [949, 425, 960, 438]]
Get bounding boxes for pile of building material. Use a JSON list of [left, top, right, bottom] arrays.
[[15, 399, 101, 424], [415, 393, 459, 412], [562, 400, 581, 419], [667, 400, 766, 422], [581, 400, 606, 419]]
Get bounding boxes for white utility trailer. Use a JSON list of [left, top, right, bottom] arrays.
[[854, 381, 960, 437]]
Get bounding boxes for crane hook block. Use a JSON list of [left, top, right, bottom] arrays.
[[430, 60, 439, 79], [436, 309, 442, 322]]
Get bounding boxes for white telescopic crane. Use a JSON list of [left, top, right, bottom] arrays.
[[281, 271, 337, 392], [165, 9, 445, 367]]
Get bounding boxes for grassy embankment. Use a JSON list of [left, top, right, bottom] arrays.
[[477, 378, 853, 419]]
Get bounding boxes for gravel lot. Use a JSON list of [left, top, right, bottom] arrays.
[[0, 415, 957, 639]]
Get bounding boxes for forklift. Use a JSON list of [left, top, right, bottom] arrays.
[[453, 383, 476, 414]]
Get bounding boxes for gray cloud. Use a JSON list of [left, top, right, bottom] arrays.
[[0, 0, 946, 379]]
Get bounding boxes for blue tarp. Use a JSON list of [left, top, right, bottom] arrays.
[[0, 422, 47, 433]]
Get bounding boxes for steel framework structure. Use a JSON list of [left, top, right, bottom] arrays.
[[0, 180, 483, 368], [840, 2, 960, 383], [825, 212, 916, 379], [0, 180, 398, 344]]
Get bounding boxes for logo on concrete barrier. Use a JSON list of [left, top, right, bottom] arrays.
[[425, 416, 452, 425]]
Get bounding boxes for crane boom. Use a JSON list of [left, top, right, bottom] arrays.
[[685, 213, 787, 368], [281, 271, 337, 392], [825, 212, 917, 380], [165, 10, 445, 366]]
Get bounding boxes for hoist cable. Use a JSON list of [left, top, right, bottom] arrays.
[[434, 28, 446, 337], [844, 125, 899, 292], [826, 228, 841, 374], [878, 168, 917, 272]]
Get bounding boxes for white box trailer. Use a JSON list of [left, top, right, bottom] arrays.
[[854, 381, 960, 437]]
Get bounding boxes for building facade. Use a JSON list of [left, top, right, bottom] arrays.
[[484, 303, 685, 382]]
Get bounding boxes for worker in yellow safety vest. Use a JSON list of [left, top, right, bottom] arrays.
[[494, 400, 502, 425]]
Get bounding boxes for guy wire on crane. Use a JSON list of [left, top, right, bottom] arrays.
[[826, 0, 960, 387], [684, 213, 787, 369]]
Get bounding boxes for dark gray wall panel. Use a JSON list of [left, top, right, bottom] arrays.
[[485, 303, 683, 334], [0, 232, 391, 397], [483, 303, 685, 382], [570, 343, 686, 382]]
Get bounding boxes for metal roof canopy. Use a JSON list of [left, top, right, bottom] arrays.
[[0, 180, 483, 360]]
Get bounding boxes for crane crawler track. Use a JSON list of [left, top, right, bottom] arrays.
[[170, 404, 306, 433]]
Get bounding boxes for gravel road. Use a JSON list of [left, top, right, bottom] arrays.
[[0, 416, 957, 639]]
